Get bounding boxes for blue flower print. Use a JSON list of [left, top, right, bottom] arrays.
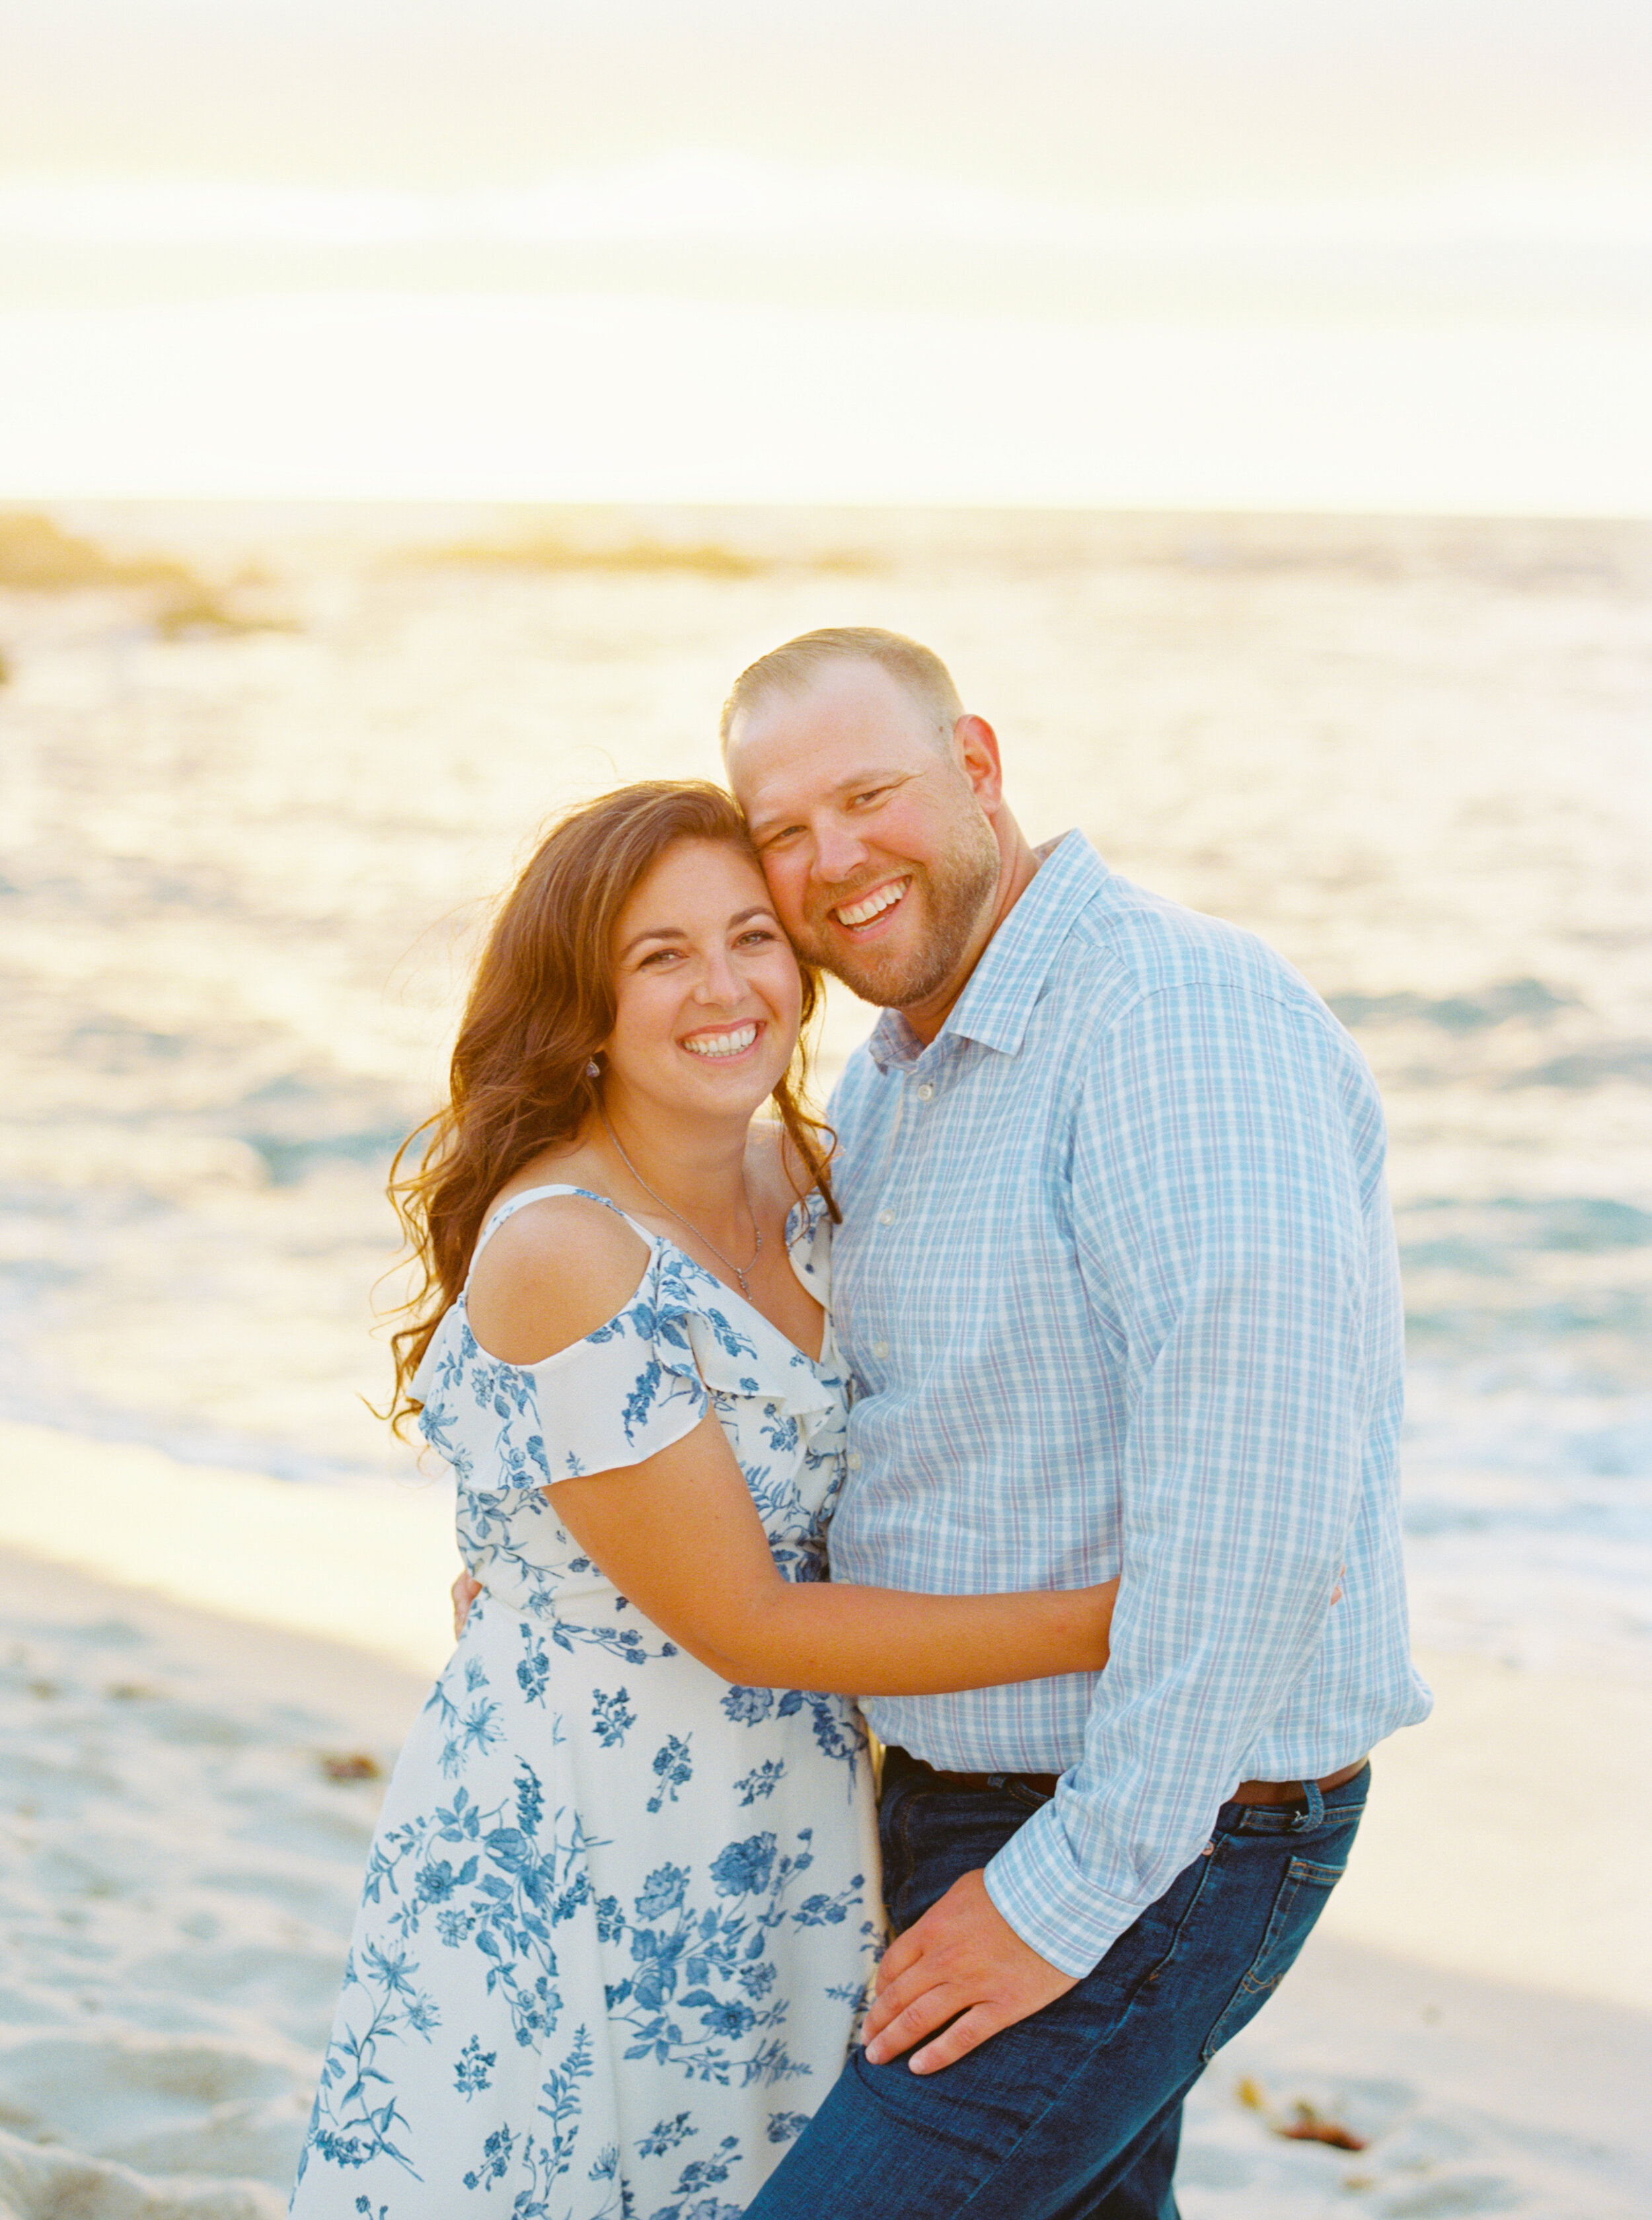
[[721, 1685, 774, 1726], [637, 2112, 696, 2159], [454, 2035, 495, 2096], [515, 1623, 552, 1704], [634, 1865, 689, 1919], [415, 1857, 470, 1906], [645, 1735, 693, 1814], [463, 2122, 515, 2189], [591, 1686, 635, 1748], [293, 1192, 878, 2220], [515, 1762, 544, 1836], [710, 1834, 776, 1899]]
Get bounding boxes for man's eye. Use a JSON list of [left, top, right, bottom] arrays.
[[849, 786, 893, 809], [761, 826, 803, 850]]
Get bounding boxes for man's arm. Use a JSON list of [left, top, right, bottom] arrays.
[[863, 979, 1379, 2066]]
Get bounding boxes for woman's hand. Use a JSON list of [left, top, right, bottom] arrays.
[[452, 1569, 482, 1638]]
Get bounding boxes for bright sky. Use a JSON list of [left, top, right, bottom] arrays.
[[1, 0, 1649, 509]]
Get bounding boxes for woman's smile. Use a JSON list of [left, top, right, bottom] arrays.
[[679, 1019, 764, 1060]]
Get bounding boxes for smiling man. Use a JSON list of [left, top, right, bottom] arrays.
[[723, 628, 1431, 2220]]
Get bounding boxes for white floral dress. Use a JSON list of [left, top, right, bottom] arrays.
[[290, 1185, 882, 2220]]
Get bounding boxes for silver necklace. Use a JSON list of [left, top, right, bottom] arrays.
[[598, 1111, 763, 1298]]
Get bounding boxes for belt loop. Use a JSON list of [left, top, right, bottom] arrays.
[[1292, 1775, 1326, 1832]]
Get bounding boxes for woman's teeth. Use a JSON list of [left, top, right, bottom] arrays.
[[835, 879, 907, 928], [683, 1023, 759, 1059]]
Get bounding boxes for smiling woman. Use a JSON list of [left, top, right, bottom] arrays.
[[384, 780, 835, 1417], [287, 778, 1116, 2220]]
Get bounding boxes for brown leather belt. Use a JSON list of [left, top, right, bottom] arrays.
[[890, 1752, 1367, 1807]]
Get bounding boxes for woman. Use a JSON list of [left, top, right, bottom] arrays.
[[290, 783, 1115, 2220]]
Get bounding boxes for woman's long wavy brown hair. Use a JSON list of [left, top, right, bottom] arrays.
[[385, 781, 837, 1434]]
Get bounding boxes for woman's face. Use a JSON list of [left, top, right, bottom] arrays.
[[601, 838, 802, 1121]]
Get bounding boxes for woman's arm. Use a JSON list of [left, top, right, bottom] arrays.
[[545, 1409, 1115, 1696], [463, 1191, 1115, 1694]]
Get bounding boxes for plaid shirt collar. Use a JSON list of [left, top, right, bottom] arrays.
[[866, 829, 1107, 1072]]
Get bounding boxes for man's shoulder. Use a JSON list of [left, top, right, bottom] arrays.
[[1056, 871, 1331, 1027]]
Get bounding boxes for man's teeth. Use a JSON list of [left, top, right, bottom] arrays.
[[683, 1023, 759, 1059], [835, 879, 907, 928]]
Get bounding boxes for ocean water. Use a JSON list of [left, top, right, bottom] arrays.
[[2, 502, 1649, 1677]]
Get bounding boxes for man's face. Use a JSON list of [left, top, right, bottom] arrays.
[[725, 659, 1001, 1017]]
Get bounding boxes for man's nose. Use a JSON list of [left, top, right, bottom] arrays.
[[811, 817, 870, 885]]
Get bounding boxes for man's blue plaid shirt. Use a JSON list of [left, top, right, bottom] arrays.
[[827, 832, 1431, 1976]]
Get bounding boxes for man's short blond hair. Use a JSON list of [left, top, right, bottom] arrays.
[[719, 627, 964, 753]]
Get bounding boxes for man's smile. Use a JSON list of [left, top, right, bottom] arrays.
[[831, 877, 911, 933]]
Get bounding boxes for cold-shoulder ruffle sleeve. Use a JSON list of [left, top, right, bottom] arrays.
[[414, 1241, 712, 1494]]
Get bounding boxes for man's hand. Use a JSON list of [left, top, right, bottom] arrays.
[[452, 1569, 481, 1638], [861, 1867, 1078, 2074]]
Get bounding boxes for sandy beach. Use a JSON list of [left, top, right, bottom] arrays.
[[1, 1420, 1648, 2220]]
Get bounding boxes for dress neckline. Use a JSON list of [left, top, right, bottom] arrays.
[[470, 1181, 833, 1371]]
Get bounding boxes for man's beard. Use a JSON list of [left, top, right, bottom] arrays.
[[796, 815, 1001, 1010]]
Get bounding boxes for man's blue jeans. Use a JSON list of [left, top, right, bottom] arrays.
[[745, 1754, 1368, 2219]]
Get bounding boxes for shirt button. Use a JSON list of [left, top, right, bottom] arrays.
[[872, 1340, 889, 1358], [878, 1208, 895, 1226], [916, 1082, 934, 1101], [846, 1451, 862, 1470]]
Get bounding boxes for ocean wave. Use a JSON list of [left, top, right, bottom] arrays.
[[1501, 1043, 1652, 1088], [1330, 979, 1575, 1033]]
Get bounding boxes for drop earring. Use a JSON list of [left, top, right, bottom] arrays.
[[585, 1059, 601, 1078]]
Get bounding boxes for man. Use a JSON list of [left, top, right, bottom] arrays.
[[718, 628, 1431, 2219]]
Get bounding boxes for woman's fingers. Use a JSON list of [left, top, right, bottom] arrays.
[[451, 1570, 482, 1637]]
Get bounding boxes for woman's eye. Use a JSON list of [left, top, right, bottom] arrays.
[[737, 927, 777, 948], [639, 947, 681, 966]]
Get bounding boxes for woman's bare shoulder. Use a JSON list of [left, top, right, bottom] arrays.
[[467, 1191, 652, 1364]]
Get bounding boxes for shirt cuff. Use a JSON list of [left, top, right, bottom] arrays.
[[982, 1798, 1141, 1978]]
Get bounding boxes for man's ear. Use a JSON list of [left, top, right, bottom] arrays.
[[953, 714, 1005, 813]]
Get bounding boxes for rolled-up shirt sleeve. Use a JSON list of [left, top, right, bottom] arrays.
[[983, 979, 1376, 1975]]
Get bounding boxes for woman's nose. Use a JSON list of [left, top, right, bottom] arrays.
[[694, 945, 743, 1002]]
